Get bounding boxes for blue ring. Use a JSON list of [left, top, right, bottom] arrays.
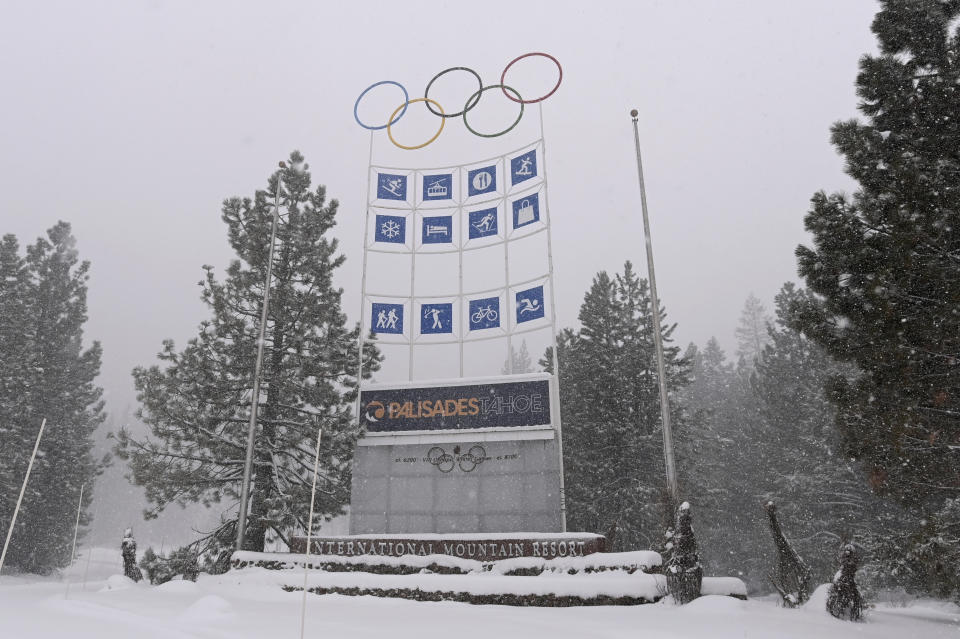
[[354, 81, 409, 130]]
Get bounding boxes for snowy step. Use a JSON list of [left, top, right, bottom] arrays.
[[229, 551, 746, 606], [236, 564, 667, 606]]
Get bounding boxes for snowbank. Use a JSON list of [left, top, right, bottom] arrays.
[[2, 572, 957, 639]]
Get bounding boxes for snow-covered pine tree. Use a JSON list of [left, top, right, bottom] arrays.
[[542, 262, 688, 551], [826, 543, 864, 621], [121, 528, 143, 582], [734, 293, 770, 367], [115, 152, 381, 553], [0, 223, 105, 574], [793, 0, 960, 598], [0, 235, 32, 502], [752, 283, 909, 583], [665, 501, 703, 604]]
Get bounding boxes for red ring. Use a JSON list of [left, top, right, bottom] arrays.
[[499, 52, 562, 104]]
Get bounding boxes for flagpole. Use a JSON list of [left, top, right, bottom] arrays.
[[1, 418, 46, 574], [64, 482, 84, 599], [237, 161, 286, 552], [299, 425, 323, 639], [629, 109, 679, 507]]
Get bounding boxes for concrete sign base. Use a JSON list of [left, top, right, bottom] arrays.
[[349, 434, 562, 534]]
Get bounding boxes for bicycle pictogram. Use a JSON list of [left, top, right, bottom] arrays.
[[470, 305, 498, 324]]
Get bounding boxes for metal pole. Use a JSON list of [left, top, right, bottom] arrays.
[[299, 426, 323, 639], [64, 482, 84, 599], [629, 110, 679, 506], [355, 131, 375, 430], [80, 498, 99, 591], [236, 162, 285, 552], [1, 418, 46, 574], [539, 104, 567, 531]]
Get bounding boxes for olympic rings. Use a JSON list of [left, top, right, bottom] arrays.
[[354, 80, 409, 130], [352, 53, 562, 148], [424, 67, 483, 118], [461, 85, 524, 139], [500, 52, 563, 104], [387, 97, 446, 150]]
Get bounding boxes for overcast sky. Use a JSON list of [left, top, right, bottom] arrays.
[[0, 1, 880, 540]]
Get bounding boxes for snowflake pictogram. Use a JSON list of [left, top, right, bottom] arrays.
[[380, 219, 401, 239]]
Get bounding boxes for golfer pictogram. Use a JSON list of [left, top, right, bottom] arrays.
[[424, 307, 443, 329], [420, 303, 452, 334]]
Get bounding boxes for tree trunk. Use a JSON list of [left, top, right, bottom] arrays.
[[244, 295, 288, 552], [764, 501, 812, 607]]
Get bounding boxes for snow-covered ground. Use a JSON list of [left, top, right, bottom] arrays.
[[1, 548, 957, 639]]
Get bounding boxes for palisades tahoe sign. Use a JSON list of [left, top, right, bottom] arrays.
[[360, 377, 552, 433]]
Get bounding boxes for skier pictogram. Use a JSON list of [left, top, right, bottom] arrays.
[[472, 212, 495, 234], [381, 177, 404, 198]]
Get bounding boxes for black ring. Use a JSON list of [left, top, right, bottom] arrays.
[[423, 67, 483, 118], [462, 84, 524, 138]]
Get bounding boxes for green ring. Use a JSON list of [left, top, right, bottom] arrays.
[[461, 84, 524, 138]]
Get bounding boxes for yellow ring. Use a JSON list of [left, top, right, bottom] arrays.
[[386, 97, 445, 150]]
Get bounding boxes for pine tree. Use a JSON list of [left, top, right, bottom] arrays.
[[543, 262, 688, 550], [501, 339, 534, 375], [735, 293, 771, 366], [0, 223, 105, 574], [676, 338, 765, 587], [683, 338, 734, 414], [752, 283, 910, 582], [115, 152, 380, 553], [793, 0, 960, 591], [826, 543, 864, 621], [664, 501, 703, 604], [0, 235, 32, 501]]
